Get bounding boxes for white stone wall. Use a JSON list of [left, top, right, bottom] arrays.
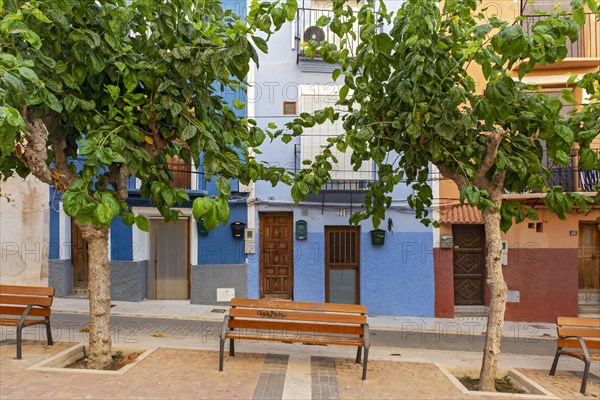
[[0, 175, 49, 286]]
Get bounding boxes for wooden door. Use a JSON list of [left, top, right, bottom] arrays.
[[453, 224, 485, 305], [71, 220, 89, 289], [259, 212, 293, 299], [167, 156, 191, 189], [579, 223, 600, 289], [325, 226, 360, 304]]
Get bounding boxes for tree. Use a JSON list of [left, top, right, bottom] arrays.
[[0, 0, 295, 369], [286, 0, 600, 391]]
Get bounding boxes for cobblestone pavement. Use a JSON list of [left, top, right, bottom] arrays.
[[1, 339, 598, 399], [9, 312, 558, 356]]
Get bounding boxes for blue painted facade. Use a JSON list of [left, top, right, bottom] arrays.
[[198, 203, 248, 265], [245, 0, 436, 317]]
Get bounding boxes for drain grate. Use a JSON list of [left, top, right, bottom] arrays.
[[211, 309, 226, 313]]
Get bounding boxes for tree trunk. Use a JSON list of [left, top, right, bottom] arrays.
[[78, 222, 113, 370], [478, 189, 508, 391]]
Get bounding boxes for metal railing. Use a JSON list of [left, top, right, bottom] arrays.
[[296, 7, 361, 62], [520, 13, 599, 59], [294, 144, 376, 192], [545, 148, 600, 192]]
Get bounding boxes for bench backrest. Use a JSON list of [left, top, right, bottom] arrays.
[[228, 298, 367, 336], [556, 317, 600, 351], [0, 285, 55, 318]]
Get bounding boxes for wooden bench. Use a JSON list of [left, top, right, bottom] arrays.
[[0, 285, 55, 359], [549, 316, 600, 394], [219, 298, 370, 379]]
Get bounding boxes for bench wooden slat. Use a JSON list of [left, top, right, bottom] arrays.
[[0, 305, 51, 317], [558, 327, 600, 339], [0, 318, 47, 327], [225, 333, 365, 347], [0, 295, 53, 307], [229, 307, 367, 324], [557, 317, 600, 328], [0, 285, 55, 297], [558, 338, 600, 350], [231, 298, 366, 314], [228, 319, 366, 336]]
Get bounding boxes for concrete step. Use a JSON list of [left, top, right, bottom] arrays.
[[578, 305, 600, 315]]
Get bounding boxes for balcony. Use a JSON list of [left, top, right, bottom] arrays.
[[520, 12, 599, 63], [295, 7, 360, 72], [294, 144, 375, 197], [505, 148, 599, 196]]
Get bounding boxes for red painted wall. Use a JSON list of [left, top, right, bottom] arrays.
[[502, 248, 578, 323], [434, 248, 454, 318], [434, 247, 578, 322]]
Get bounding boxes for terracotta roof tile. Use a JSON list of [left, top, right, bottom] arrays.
[[439, 204, 484, 224]]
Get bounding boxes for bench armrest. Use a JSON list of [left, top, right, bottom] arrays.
[[220, 315, 230, 341], [17, 304, 50, 328], [558, 335, 591, 361]]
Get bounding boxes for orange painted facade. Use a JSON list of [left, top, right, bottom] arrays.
[[434, 0, 599, 322]]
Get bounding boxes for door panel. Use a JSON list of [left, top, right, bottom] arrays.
[[325, 226, 360, 304], [259, 212, 293, 299], [71, 220, 88, 289], [579, 223, 600, 289], [148, 219, 189, 300], [453, 224, 485, 305]]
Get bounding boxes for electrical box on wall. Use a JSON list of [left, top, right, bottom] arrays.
[[501, 240, 508, 265], [244, 228, 255, 254], [440, 235, 453, 248], [217, 288, 235, 302]]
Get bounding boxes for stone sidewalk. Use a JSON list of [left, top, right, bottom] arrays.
[[1, 338, 598, 399]]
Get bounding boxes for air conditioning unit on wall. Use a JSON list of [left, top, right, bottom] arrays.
[[304, 26, 325, 43]]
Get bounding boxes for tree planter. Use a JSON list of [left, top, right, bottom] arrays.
[[435, 365, 559, 399], [27, 344, 156, 375]]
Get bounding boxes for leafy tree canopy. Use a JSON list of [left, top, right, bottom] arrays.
[[285, 0, 599, 230], [0, 0, 297, 230]]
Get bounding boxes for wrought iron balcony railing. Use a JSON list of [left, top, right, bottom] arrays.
[[520, 13, 599, 59], [294, 144, 376, 192], [295, 7, 361, 63]]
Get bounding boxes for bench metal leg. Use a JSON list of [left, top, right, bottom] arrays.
[[16, 325, 22, 360], [45, 321, 53, 346], [219, 337, 225, 372], [549, 348, 561, 376], [355, 347, 362, 364], [580, 358, 591, 394], [229, 338, 235, 356], [362, 346, 369, 380]]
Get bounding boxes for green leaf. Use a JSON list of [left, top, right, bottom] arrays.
[[216, 176, 232, 196], [162, 189, 175, 207], [106, 85, 120, 102], [122, 213, 135, 226], [180, 124, 198, 141], [134, 215, 150, 232], [192, 196, 212, 221], [252, 36, 268, 53], [94, 203, 112, 226], [339, 85, 349, 101], [18, 67, 40, 84], [233, 98, 245, 110], [30, 9, 53, 23]]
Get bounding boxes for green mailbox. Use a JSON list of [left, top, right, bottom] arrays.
[[370, 229, 385, 246], [296, 220, 307, 240]]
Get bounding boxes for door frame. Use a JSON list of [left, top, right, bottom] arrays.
[[148, 217, 191, 300], [324, 225, 361, 304], [259, 211, 294, 299], [71, 219, 89, 289], [452, 224, 486, 306]]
